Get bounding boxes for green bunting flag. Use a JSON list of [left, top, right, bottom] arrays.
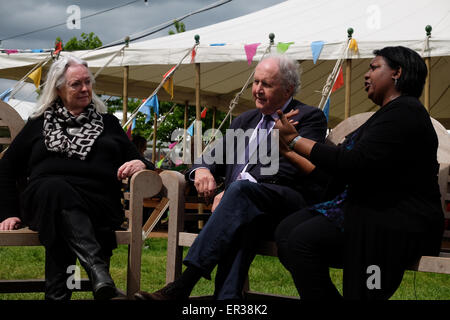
[[277, 42, 294, 53]]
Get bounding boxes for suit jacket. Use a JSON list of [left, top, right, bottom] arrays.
[[189, 99, 328, 205]]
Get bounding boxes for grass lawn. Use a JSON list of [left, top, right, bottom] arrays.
[[0, 237, 449, 300]]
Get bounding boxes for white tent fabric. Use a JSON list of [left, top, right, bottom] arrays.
[[1, 0, 449, 127]]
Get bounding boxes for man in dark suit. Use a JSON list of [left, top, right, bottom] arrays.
[[135, 54, 327, 300]]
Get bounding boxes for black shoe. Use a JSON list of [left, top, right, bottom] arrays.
[[134, 281, 189, 300]]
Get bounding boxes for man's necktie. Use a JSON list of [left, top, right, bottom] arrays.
[[230, 114, 274, 182]]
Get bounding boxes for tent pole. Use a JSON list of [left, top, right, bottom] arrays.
[[424, 25, 432, 113], [212, 107, 216, 130], [344, 29, 353, 119], [424, 57, 430, 112], [184, 100, 189, 165], [122, 66, 129, 126], [195, 61, 205, 228], [345, 59, 352, 119], [152, 113, 157, 163]]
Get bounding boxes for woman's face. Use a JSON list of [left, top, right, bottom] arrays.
[[364, 56, 399, 107], [57, 64, 92, 115]]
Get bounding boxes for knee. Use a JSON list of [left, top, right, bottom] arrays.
[[225, 180, 254, 197]]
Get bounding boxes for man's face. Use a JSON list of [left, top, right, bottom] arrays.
[[252, 58, 293, 115]]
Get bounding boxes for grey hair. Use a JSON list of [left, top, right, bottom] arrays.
[[259, 54, 302, 95], [32, 55, 106, 118]]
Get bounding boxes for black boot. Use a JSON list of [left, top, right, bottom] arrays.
[[44, 242, 77, 300], [59, 209, 118, 300]]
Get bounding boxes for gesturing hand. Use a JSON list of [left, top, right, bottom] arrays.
[[275, 109, 299, 145], [117, 159, 146, 180]]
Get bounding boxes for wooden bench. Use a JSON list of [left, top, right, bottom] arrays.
[[0, 169, 163, 299], [165, 112, 450, 299]]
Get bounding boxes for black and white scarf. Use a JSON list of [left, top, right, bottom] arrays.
[[43, 100, 104, 160]]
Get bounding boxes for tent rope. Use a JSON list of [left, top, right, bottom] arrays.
[[122, 42, 199, 130], [200, 43, 274, 154], [10, 55, 52, 99], [317, 38, 352, 111]]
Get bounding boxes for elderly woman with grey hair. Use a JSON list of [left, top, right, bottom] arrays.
[[0, 55, 154, 300]]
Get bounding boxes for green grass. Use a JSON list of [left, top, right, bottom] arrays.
[[0, 238, 449, 300]]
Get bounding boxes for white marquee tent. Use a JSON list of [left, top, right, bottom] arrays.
[[1, 0, 449, 128]]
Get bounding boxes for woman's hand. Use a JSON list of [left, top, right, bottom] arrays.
[[117, 159, 146, 180], [275, 109, 300, 146], [0, 217, 22, 230]]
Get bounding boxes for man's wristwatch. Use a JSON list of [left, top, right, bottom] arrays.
[[288, 135, 302, 150]]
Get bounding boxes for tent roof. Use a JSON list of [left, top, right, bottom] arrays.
[[1, 0, 450, 128]]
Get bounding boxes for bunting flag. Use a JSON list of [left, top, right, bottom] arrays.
[[156, 157, 164, 168], [191, 47, 196, 63], [244, 43, 260, 65], [141, 95, 159, 120], [311, 41, 325, 64], [276, 42, 294, 54], [54, 40, 62, 55], [323, 97, 330, 122], [331, 67, 344, 92], [349, 38, 358, 53], [126, 123, 132, 140], [187, 122, 194, 136], [169, 141, 178, 149], [201, 107, 207, 119], [162, 67, 175, 99], [0, 88, 13, 102], [28, 67, 42, 89]]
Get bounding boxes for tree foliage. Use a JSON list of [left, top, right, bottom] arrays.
[[168, 20, 186, 35], [56, 32, 103, 51]]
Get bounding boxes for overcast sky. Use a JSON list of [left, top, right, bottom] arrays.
[[0, 0, 286, 100]]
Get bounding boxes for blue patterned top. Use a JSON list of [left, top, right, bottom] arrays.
[[311, 129, 359, 231]]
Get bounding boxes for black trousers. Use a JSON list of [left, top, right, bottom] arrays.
[[275, 208, 344, 300]]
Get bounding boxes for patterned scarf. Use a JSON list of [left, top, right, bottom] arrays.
[[43, 99, 104, 160]]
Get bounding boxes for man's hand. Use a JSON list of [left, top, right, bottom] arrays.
[[211, 191, 224, 213], [194, 168, 216, 202], [0, 217, 22, 230]]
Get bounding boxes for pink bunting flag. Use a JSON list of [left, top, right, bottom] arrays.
[[244, 43, 260, 65], [169, 141, 178, 149]]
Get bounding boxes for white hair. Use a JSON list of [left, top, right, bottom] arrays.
[[32, 55, 106, 118], [259, 54, 302, 95]]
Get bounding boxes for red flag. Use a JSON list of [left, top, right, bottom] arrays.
[[201, 107, 207, 119], [191, 48, 196, 63], [332, 67, 344, 92], [126, 124, 132, 140], [54, 41, 62, 55]]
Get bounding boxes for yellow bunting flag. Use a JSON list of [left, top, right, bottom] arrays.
[[349, 38, 358, 53], [162, 67, 175, 99], [28, 67, 42, 89]]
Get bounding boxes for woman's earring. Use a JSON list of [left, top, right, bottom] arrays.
[[393, 78, 398, 86]]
